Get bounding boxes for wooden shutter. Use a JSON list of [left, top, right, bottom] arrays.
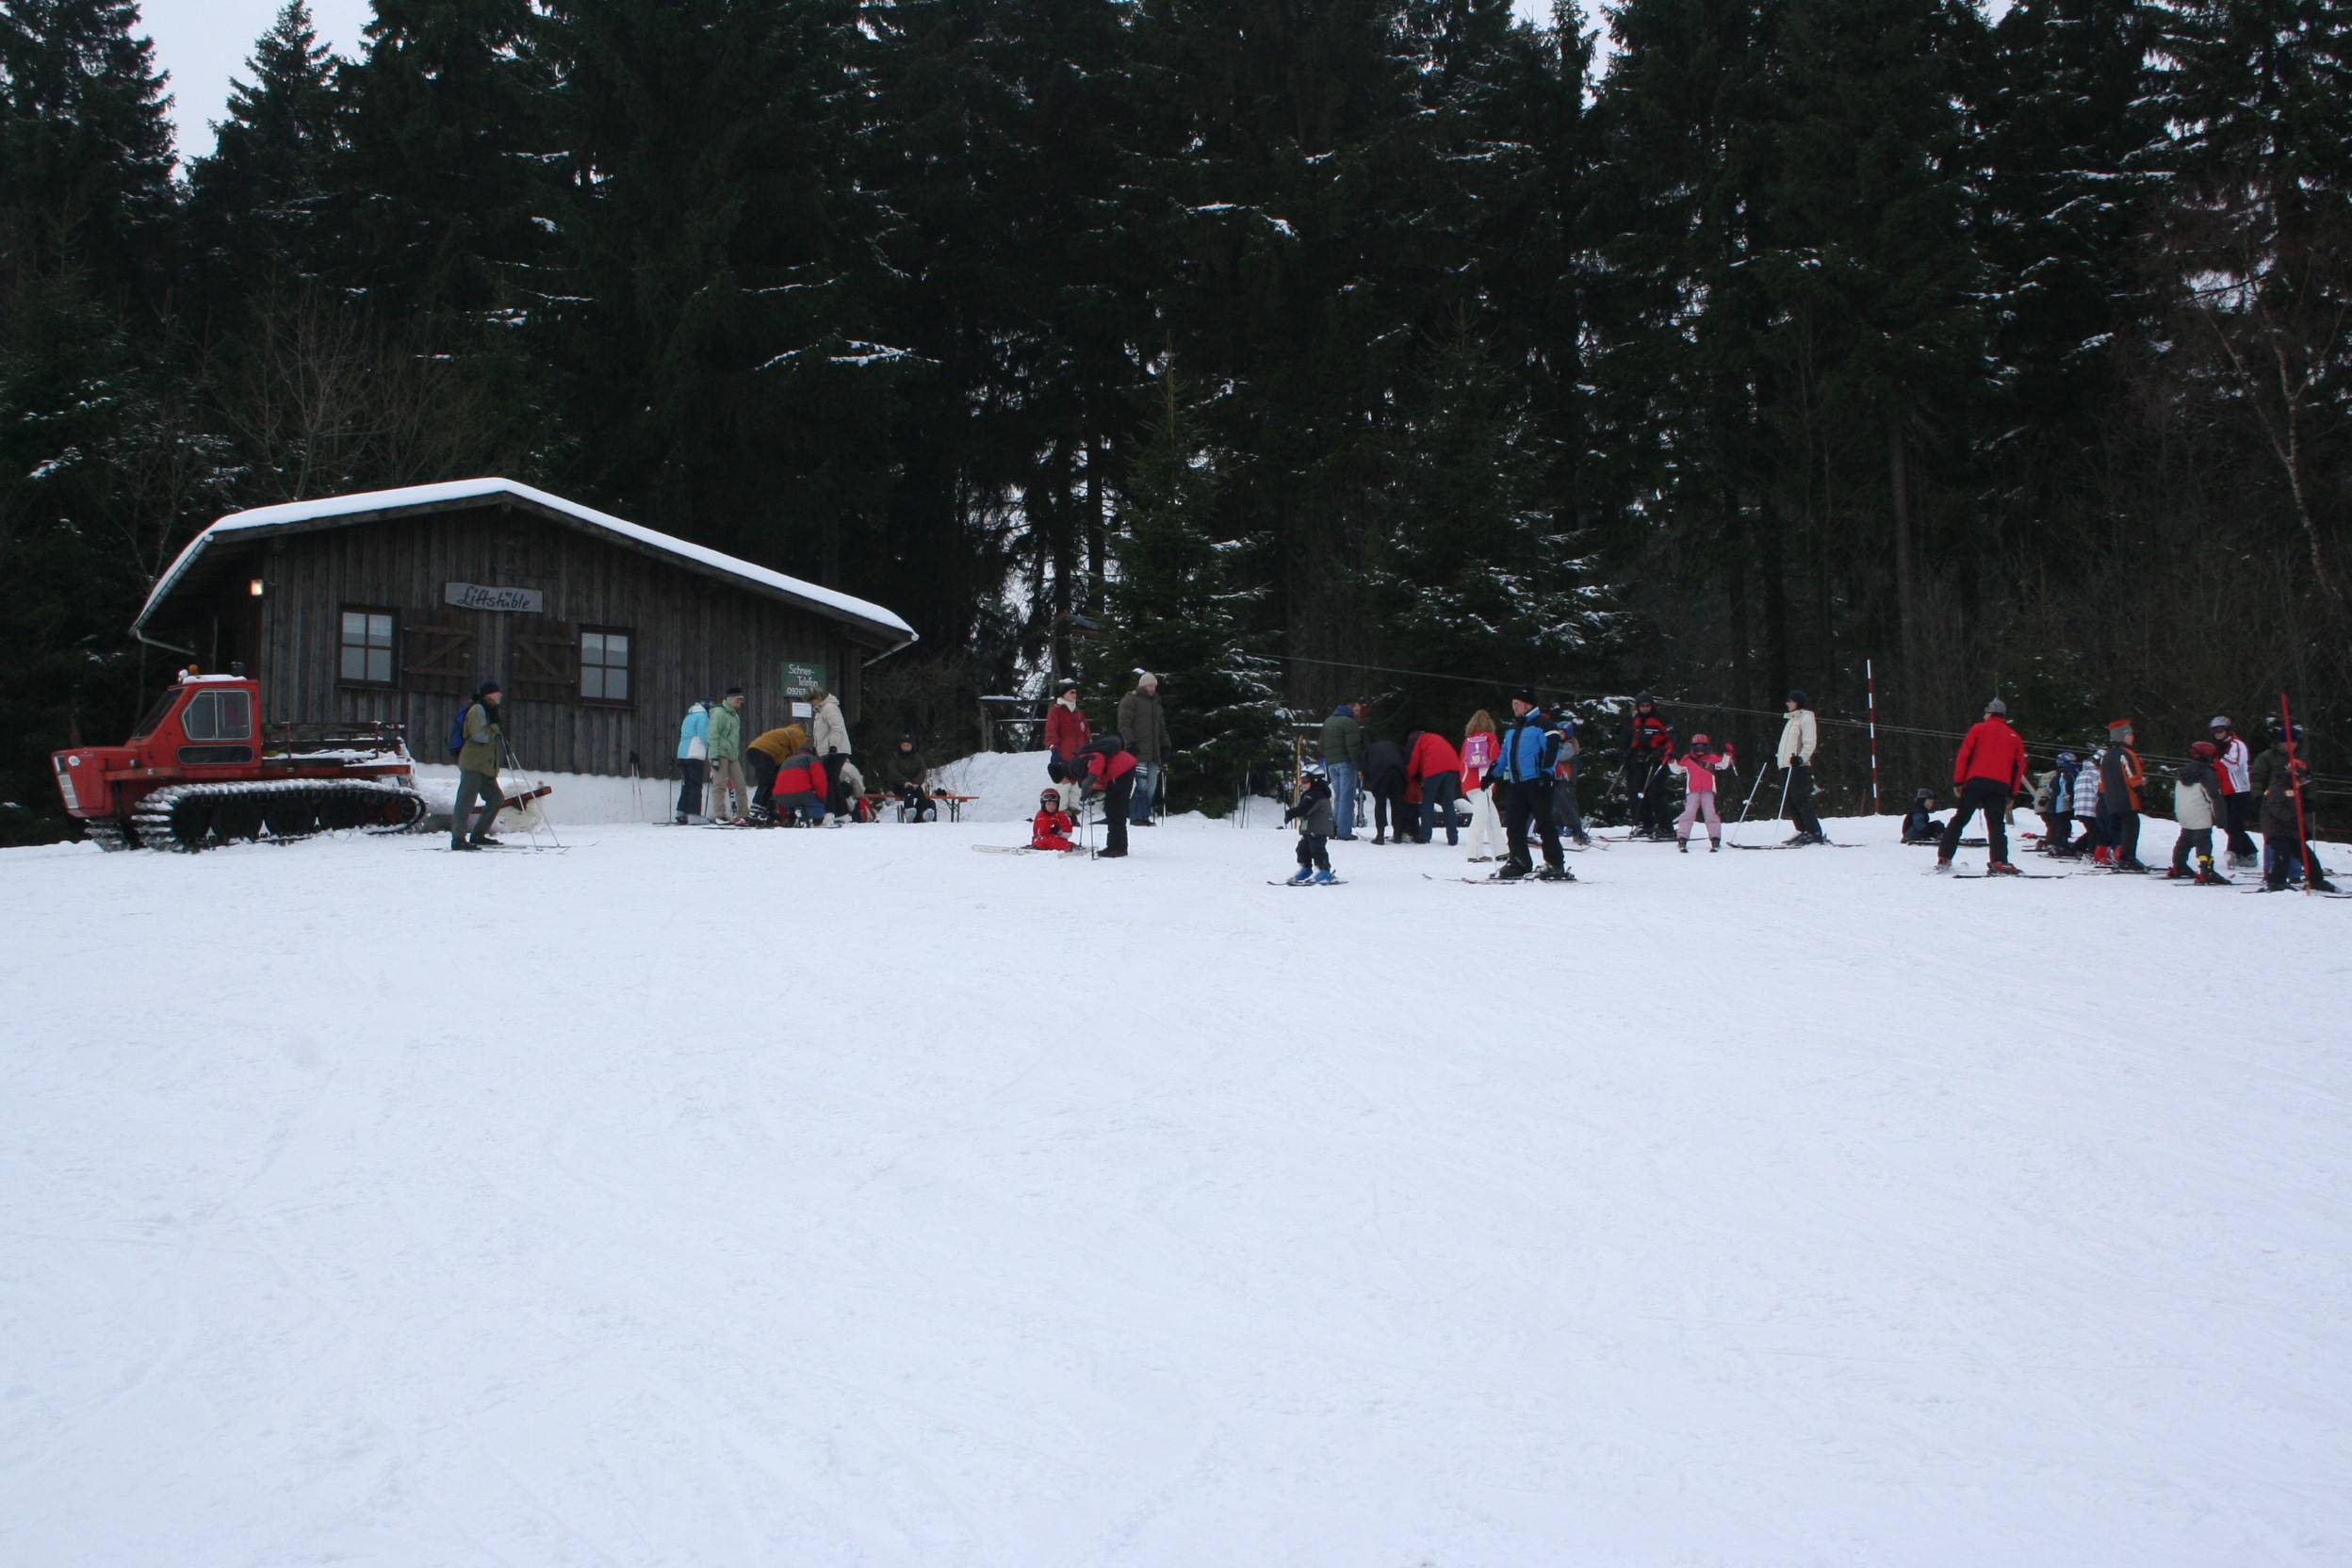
[[400, 619, 475, 696], [511, 616, 579, 702]]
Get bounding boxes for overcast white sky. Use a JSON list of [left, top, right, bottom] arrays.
[[151, 0, 1578, 165]]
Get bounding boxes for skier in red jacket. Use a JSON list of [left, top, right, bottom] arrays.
[[1030, 789, 1077, 852], [1936, 698, 2027, 874]]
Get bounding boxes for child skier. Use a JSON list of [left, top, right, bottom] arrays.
[[1282, 766, 1340, 884], [1031, 788, 1077, 852], [1901, 789, 1944, 843], [1670, 733, 1735, 852], [2166, 742, 2226, 883], [2076, 744, 2108, 863], [2037, 752, 2080, 855]]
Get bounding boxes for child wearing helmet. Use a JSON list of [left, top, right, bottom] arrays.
[[2035, 752, 2081, 856], [1031, 788, 1077, 853], [1669, 732, 1735, 853], [1282, 766, 1340, 884], [2166, 741, 2227, 882]]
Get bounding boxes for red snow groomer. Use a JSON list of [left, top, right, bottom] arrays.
[[52, 669, 428, 852]]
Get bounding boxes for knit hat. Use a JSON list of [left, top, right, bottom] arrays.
[[477, 680, 502, 696], [725, 685, 744, 697], [2107, 717, 2134, 735], [1514, 685, 1538, 705], [1636, 692, 1657, 706], [1984, 697, 2006, 716], [1787, 689, 1807, 707]]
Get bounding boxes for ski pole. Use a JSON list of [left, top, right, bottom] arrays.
[[1726, 759, 1771, 846]]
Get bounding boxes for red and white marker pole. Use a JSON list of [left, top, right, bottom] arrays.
[[1867, 659, 1881, 814]]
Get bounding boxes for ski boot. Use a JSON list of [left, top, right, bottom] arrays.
[[1986, 861, 2023, 876], [2195, 858, 2230, 885], [1286, 866, 1315, 886], [1495, 861, 1530, 880], [1934, 857, 1954, 874], [2164, 866, 2191, 880], [1535, 864, 1575, 882], [2091, 845, 2114, 867], [1709, 839, 1722, 853], [1312, 868, 1339, 886], [2313, 874, 2340, 893], [1677, 837, 1690, 853]]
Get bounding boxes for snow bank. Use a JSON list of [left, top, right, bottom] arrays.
[[3, 810, 2347, 1565]]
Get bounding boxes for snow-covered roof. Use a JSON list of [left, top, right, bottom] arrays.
[[135, 478, 917, 647]]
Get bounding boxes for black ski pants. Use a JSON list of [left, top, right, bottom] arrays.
[[1368, 770, 1411, 841], [2102, 805, 2141, 866], [1296, 831, 1331, 872], [675, 758, 706, 821], [747, 751, 780, 819], [1786, 761, 1823, 837], [1938, 778, 2011, 863], [1627, 755, 1672, 836], [1102, 774, 1133, 856], [2222, 793, 2259, 859], [1503, 778, 1563, 873]]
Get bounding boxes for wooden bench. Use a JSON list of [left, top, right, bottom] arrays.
[[874, 790, 978, 823]]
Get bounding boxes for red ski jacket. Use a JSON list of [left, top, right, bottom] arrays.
[[1953, 718, 2026, 791], [1076, 748, 1136, 790], [1406, 732, 1463, 792], [1031, 808, 1076, 851], [774, 751, 829, 799], [1627, 713, 1674, 758], [1045, 701, 1091, 760]]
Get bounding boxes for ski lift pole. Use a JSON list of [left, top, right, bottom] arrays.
[[2282, 689, 2312, 893], [1867, 658, 1881, 814]]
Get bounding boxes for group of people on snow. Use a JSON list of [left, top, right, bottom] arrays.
[[1298, 689, 1831, 883], [673, 685, 862, 828], [1911, 703, 2329, 890]]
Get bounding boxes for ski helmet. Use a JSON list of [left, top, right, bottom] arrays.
[[2210, 716, 2232, 732], [1689, 732, 1710, 748], [1039, 787, 1060, 808], [1636, 692, 1657, 706], [1915, 787, 1934, 801], [2191, 741, 2219, 760], [2055, 750, 2079, 770]]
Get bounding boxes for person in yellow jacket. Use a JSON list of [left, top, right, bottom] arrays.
[[744, 724, 807, 824]]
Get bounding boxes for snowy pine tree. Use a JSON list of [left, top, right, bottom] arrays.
[[1093, 371, 1285, 808]]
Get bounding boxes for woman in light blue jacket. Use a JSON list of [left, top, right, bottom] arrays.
[[675, 701, 711, 824]]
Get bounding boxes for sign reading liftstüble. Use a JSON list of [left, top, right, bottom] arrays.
[[445, 581, 546, 613]]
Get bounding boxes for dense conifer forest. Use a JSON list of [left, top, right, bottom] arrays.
[[2, 0, 2345, 835]]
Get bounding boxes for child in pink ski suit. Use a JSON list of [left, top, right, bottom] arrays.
[[1672, 733, 1735, 852]]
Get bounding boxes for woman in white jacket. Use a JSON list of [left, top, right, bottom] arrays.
[[1774, 691, 1827, 844], [808, 686, 852, 813]]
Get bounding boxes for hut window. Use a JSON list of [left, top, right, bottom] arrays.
[[338, 607, 398, 687], [580, 626, 631, 705]]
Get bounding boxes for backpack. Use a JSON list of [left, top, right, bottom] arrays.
[[448, 704, 471, 757]]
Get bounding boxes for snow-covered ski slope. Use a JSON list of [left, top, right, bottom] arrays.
[[3, 810, 2346, 1566]]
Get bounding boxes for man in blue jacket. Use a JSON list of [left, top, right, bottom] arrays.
[[1493, 688, 1570, 880]]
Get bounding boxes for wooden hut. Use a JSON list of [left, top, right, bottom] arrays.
[[132, 478, 916, 776]]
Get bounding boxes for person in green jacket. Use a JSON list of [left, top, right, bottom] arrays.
[[708, 687, 748, 825], [1319, 698, 1368, 841], [450, 681, 504, 850]]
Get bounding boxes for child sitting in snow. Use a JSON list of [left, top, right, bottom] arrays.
[[1902, 788, 1945, 843], [1031, 789, 1077, 852], [1282, 768, 1339, 885], [1669, 733, 1734, 852]]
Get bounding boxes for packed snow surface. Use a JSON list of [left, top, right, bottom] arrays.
[[3, 808, 2346, 1566]]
